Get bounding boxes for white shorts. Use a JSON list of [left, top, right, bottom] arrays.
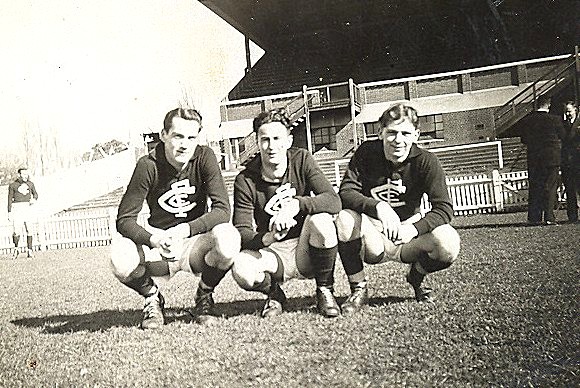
[[364, 213, 422, 263], [110, 224, 203, 281], [10, 202, 34, 231], [259, 237, 313, 281]]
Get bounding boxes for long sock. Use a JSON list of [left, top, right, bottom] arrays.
[[250, 272, 273, 294], [310, 245, 338, 288], [26, 236, 33, 250], [12, 234, 20, 247], [122, 265, 156, 297], [200, 261, 229, 293], [338, 239, 364, 276], [417, 252, 452, 274]]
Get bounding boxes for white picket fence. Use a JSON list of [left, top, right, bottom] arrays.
[[0, 169, 567, 254]]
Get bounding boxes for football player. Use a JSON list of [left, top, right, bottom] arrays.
[[336, 103, 460, 312], [112, 107, 240, 330], [7, 167, 38, 259], [231, 108, 342, 318]]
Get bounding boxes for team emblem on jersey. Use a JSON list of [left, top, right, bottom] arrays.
[[158, 179, 197, 218], [17, 184, 30, 196], [370, 177, 407, 207], [264, 183, 297, 216]]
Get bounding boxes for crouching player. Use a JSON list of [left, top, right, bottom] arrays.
[[336, 103, 460, 312], [112, 108, 239, 330], [231, 108, 342, 318]]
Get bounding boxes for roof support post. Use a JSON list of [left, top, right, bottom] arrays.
[[303, 85, 313, 154]]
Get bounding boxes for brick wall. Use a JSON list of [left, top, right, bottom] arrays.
[[470, 68, 514, 90], [417, 76, 460, 97], [442, 108, 496, 145], [365, 83, 406, 103], [226, 102, 263, 121]]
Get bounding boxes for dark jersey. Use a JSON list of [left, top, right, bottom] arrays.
[[339, 140, 453, 235], [116, 142, 230, 248], [233, 147, 341, 250], [8, 179, 38, 212]]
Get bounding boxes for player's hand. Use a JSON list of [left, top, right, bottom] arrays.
[[263, 227, 292, 246], [29, 198, 36, 205], [272, 198, 300, 232], [393, 224, 418, 245], [150, 233, 180, 261], [376, 201, 401, 242]]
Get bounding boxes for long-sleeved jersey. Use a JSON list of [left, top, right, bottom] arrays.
[[8, 179, 38, 212], [233, 147, 341, 250], [339, 140, 453, 236], [116, 142, 230, 248]]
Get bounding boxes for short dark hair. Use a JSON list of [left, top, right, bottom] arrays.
[[537, 94, 551, 108], [378, 103, 419, 129], [252, 108, 292, 133], [163, 108, 202, 132], [17, 167, 28, 174]]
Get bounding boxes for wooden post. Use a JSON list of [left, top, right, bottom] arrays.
[[491, 169, 504, 212], [349, 78, 358, 146], [303, 85, 313, 154], [108, 208, 117, 242], [36, 217, 47, 251]]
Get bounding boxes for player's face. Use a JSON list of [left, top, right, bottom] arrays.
[[565, 104, 577, 121], [379, 120, 419, 164], [256, 121, 292, 167], [161, 117, 201, 168], [19, 170, 29, 181]]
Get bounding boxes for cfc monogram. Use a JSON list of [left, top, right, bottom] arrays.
[[264, 183, 297, 216], [370, 178, 407, 207], [158, 179, 197, 217]]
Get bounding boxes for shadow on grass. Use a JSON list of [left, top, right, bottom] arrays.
[[12, 295, 411, 333], [11, 308, 194, 334], [454, 221, 537, 230]]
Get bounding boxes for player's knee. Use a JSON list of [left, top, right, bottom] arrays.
[[335, 209, 360, 242], [212, 223, 241, 259], [111, 260, 144, 284], [307, 213, 338, 247], [431, 224, 461, 264], [231, 252, 261, 290]]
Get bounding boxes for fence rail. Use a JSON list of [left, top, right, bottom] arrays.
[[0, 170, 568, 253]]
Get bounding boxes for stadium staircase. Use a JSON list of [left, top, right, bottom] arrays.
[[236, 92, 316, 165], [494, 53, 578, 137]]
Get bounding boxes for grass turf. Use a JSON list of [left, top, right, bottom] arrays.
[[0, 211, 578, 387]]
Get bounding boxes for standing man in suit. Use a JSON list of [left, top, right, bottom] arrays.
[[561, 100, 580, 223], [520, 95, 565, 225]]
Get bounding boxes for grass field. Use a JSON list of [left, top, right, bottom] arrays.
[[0, 211, 578, 387]]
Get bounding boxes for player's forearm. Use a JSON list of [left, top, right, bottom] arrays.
[[413, 202, 453, 235], [340, 189, 380, 218], [296, 191, 341, 215], [116, 218, 153, 247], [238, 227, 267, 250], [187, 206, 230, 236]]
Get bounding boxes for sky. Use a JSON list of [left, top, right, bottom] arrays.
[[0, 0, 262, 160]]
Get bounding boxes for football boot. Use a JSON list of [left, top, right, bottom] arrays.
[[191, 291, 219, 325], [341, 281, 369, 315], [315, 286, 340, 318], [261, 282, 286, 318], [141, 291, 165, 330]]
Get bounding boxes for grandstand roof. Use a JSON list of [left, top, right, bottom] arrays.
[[200, 0, 578, 99]]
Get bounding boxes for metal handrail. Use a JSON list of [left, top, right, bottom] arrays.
[[494, 55, 576, 128]]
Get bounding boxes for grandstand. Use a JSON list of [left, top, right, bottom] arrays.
[[1, 1, 577, 252]]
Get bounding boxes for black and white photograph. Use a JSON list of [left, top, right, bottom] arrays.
[[1, 1, 578, 386]]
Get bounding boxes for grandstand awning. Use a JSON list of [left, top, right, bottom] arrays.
[[217, 119, 253, 140]]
